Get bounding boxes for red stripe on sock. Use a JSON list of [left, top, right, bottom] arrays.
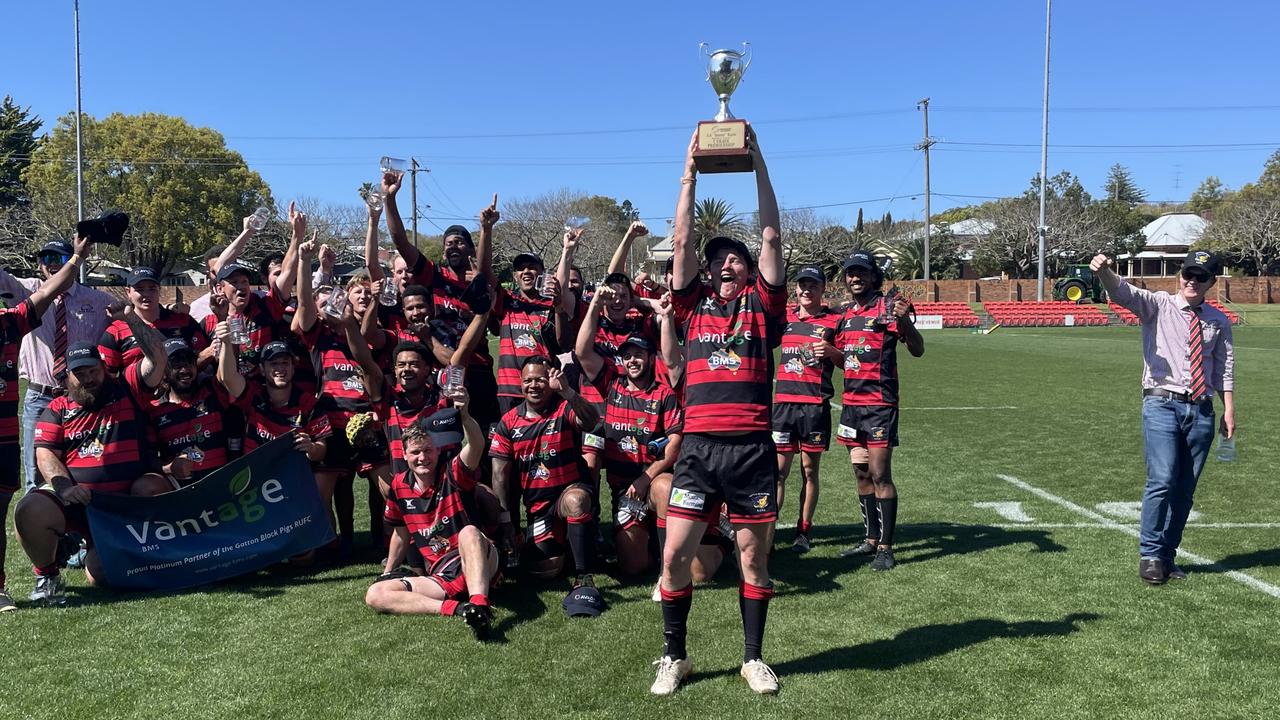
[[656, 516, 667, 529], [469, 594, 489, 607], [34, 564, 59, 577], [740, 581, 775, 601], [565, 513, 592, 524], [441, 599, 460, 616], [659, 583, 693, 602]]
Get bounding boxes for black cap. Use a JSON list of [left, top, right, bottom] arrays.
[[216, 261, 255, 284], [259, 341, 293, 362], [1182, 250, 1222, 277], [442, 225, 474, 248], [163, 338, 197, 360], [704, 236, 755, 270], [66, 342, 102, 371], [423, 407, 463, 448], [512, 252, 545, 271], [602, 272, 631, 287], [841, 250, 878, 274], [795, 265, 826, 284], [618, 334, 654, 355], [38, 239, 74, 259], [128, 267, 160, 287], [562, 585, 606, 618]]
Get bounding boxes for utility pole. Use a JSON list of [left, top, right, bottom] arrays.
[[1036, 0, 1052, 301], [916, 98, 936, 281], [410, 158, 420, 247], [74, 0, 87, 282]]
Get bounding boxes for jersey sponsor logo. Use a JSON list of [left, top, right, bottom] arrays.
[[862, 318, 877, 331], [514, 333, 538, 351], [342, 375, 366, 393], [772, 431, 791, 444], [844, 353, 861, 372], [749, 493, 771, 512], [619, 435, 639, 454], [530, 463, 551, 480], [837, 424, 858, 440], [708, 348, 742, 373], [782, 358, 805, 376], [669, 488, 706, 511], [583, 433, 606, 450], [79, 438, 106, 459]]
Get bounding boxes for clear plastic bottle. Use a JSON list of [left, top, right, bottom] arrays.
[[1216, 432, 1237, 462]]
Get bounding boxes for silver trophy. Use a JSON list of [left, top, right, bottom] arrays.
[[700, 42, 752, 122]]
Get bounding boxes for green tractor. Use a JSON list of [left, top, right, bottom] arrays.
[[1053, 265, 1106, 304]]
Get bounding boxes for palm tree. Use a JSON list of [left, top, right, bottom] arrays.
[[693, 197, 747, 253]]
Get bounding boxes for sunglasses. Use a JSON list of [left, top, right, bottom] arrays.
[[39, 253, 70, 265], [1182, 271, 1211, 283]]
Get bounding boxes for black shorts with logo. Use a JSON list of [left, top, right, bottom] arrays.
[[837, 405, 900, 448], [669, 431, 778, 524], [771, 402, 832, 453]]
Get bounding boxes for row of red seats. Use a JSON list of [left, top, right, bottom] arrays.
[[913, 302, 981, 328], [983, 302, 1109, 327], [1109, 301, 1241, 326]]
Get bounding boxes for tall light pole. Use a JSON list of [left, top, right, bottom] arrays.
[[1036, 0, 1052, 301], [917, 98, 935, 282], [74, 0, 87, 281]]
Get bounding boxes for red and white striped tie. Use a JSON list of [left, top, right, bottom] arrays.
[[1187, 307, 1206, 400], [52, 297, 68, 380]]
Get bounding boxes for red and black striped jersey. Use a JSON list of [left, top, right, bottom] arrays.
[[410, 255, 494, 370], [372, 379, 451, 476], [588, 364, 683, 487], [34, 364, 153, 494], [670, 275, 786, 433], [201, 288, 288, 375], [384, 457, 488, 568], [145, 381, 235, 482], [303, 324, 373, 430], [593, 313, 658, 370], [0, 300, 40, 444], [836, 296, 901, 407], [491, 288, 558, 400], [633, 281, 668, 301], [774, 305, 840, 405], [232, 381, 333, 454], [99, 308, 209, 374], [490, 398, 586, 516]]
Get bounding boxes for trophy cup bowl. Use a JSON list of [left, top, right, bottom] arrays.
[[693, 42, 754, 174]]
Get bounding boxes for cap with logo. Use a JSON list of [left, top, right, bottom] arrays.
[[37, 239, 74, 260], [163, 338, 197, 359], [259, 341, 293, 362], [512, 252, 545, 271], [841, 250, 879, 275], [795, 265, 826, 284], [704, 236, 755, 270], [66, 342, 103, 371], [423, 407, 464, 449], [216, 261, 256, 284], [618, 334, 654, 355], [562, 584, 606, 618], [128, 267, 161, 287], [1182, 250, 1222, 277]]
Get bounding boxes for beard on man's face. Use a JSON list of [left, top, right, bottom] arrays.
[[69, 383, 101, 408]]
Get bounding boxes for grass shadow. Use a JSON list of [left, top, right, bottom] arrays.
[[1200, 546, 1280, 574]]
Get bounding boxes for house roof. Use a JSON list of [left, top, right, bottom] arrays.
[[1141, 213, 1207, 248], [895, 218, 995, 242]]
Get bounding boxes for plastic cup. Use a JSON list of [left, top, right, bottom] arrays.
[[363, 184, 384, 212], [377, 280, 398, 306], [535, 273, 556, 299], [227, 316, 251, 346], [249, 207, 270, 231], [323, 288, 349, 319], [564, 215, 591, 232], [380, 156, 408, 175]]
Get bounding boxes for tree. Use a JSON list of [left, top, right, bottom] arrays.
[[492, 189, 644, 282], [1102, 163, 1146, 206], [1194, 153, 1280, 275], [1187, 176, 1229, 216], [22, 112, 273, 273], [0, 95, 41, 206], [875, 223, 962, 280], [968, 171, 1107, 278], [692, 197, 748, 252]]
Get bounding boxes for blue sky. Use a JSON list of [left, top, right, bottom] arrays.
[[5, 1, 1278, 234]]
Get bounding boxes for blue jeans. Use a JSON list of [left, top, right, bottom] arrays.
[[1139, 395, 1215, 561], [21, 388, 53, 494]]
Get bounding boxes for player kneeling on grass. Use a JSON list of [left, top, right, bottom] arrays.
[[16, 303, 170, 605], [833, 251, 924, 571], [365, 402, 501, 639]]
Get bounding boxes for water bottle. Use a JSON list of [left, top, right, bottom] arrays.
[[1216, 432, 1237, 462], [227, 316, 251, 346], [443, 365, 464, 394], [248, 206, 270, 231], [646, 436, 670, 459]]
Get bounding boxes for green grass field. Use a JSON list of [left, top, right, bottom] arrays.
[[3, 326, 1279, 719]]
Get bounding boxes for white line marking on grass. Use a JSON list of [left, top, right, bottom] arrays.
[[970, 522, 1280, 530], [973, 501, 1036, 522], [1000, 332, 1280, 353], [997, 473, 1280, 600], [1096, 501, 1201, 523], [825, 400, 1017, 412]]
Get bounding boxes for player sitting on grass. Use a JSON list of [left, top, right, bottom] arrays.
[[365, 402, 500, 639]]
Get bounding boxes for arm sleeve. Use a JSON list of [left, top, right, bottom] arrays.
[[669, 277, 703, 326], [755, 273, 788, 320], [452, 455, 478, 492], [0, 269, 36, 301], [662, 392, 684, 435], [488, 420, 513, 460], [98, 325, 124, 374], [1107, 281, 1161, 320], [383, 492, 405, 526], [186, 316, 211, 352], [1215, 320, 1234, 393], [33, 404, 65, 452], [409, 253, 435, 286]]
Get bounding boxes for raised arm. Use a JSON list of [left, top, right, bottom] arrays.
[[363, 199, 384, 282], [573, 286, 609, 381], [332, 305, 385, 404], [292, 239, 319, 335], [213, 214, 259, 274], [449, 310, 492, 368], [606, 221, 649, 276], [1090, 252, 1157, 318], [28, 234, 94, 316], [748, 125, 783, 287], [381, 172, 421, 269], [672, 132, 700, 291], [892, 295, 925, 358], [109, 302, 167, 388], [655, 292, 685, 387], [548, 366, 599, 430], [478, 193, 498, 290], [443, 387, 485, 472], [213, 321, 246, 399], [555, 229, 581, 316], [272, 203, 306, 299]]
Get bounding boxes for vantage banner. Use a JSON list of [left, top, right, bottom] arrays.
[[86, 432, 334, 591]]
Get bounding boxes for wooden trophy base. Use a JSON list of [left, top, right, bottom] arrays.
[[692, 119, 753, 174]]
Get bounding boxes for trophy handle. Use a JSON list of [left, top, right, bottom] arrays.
[[740, 42, 752, 74], [699, 42, 711, 82]]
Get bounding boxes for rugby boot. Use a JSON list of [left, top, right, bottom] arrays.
[[739, 659, 780, 694], [650, 656, 693, 695]]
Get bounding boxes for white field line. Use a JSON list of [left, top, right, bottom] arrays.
[[997, 473, 1280, 600], [826, 400, 1017, 412], [999, 332, 1280, 353], [947, 522, 1280, 530]]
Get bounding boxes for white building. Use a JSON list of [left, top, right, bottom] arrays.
[[1117, 213, 1209, 278]]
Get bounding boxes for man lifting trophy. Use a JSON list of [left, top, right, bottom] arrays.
[[693, 42, 753, 174]]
